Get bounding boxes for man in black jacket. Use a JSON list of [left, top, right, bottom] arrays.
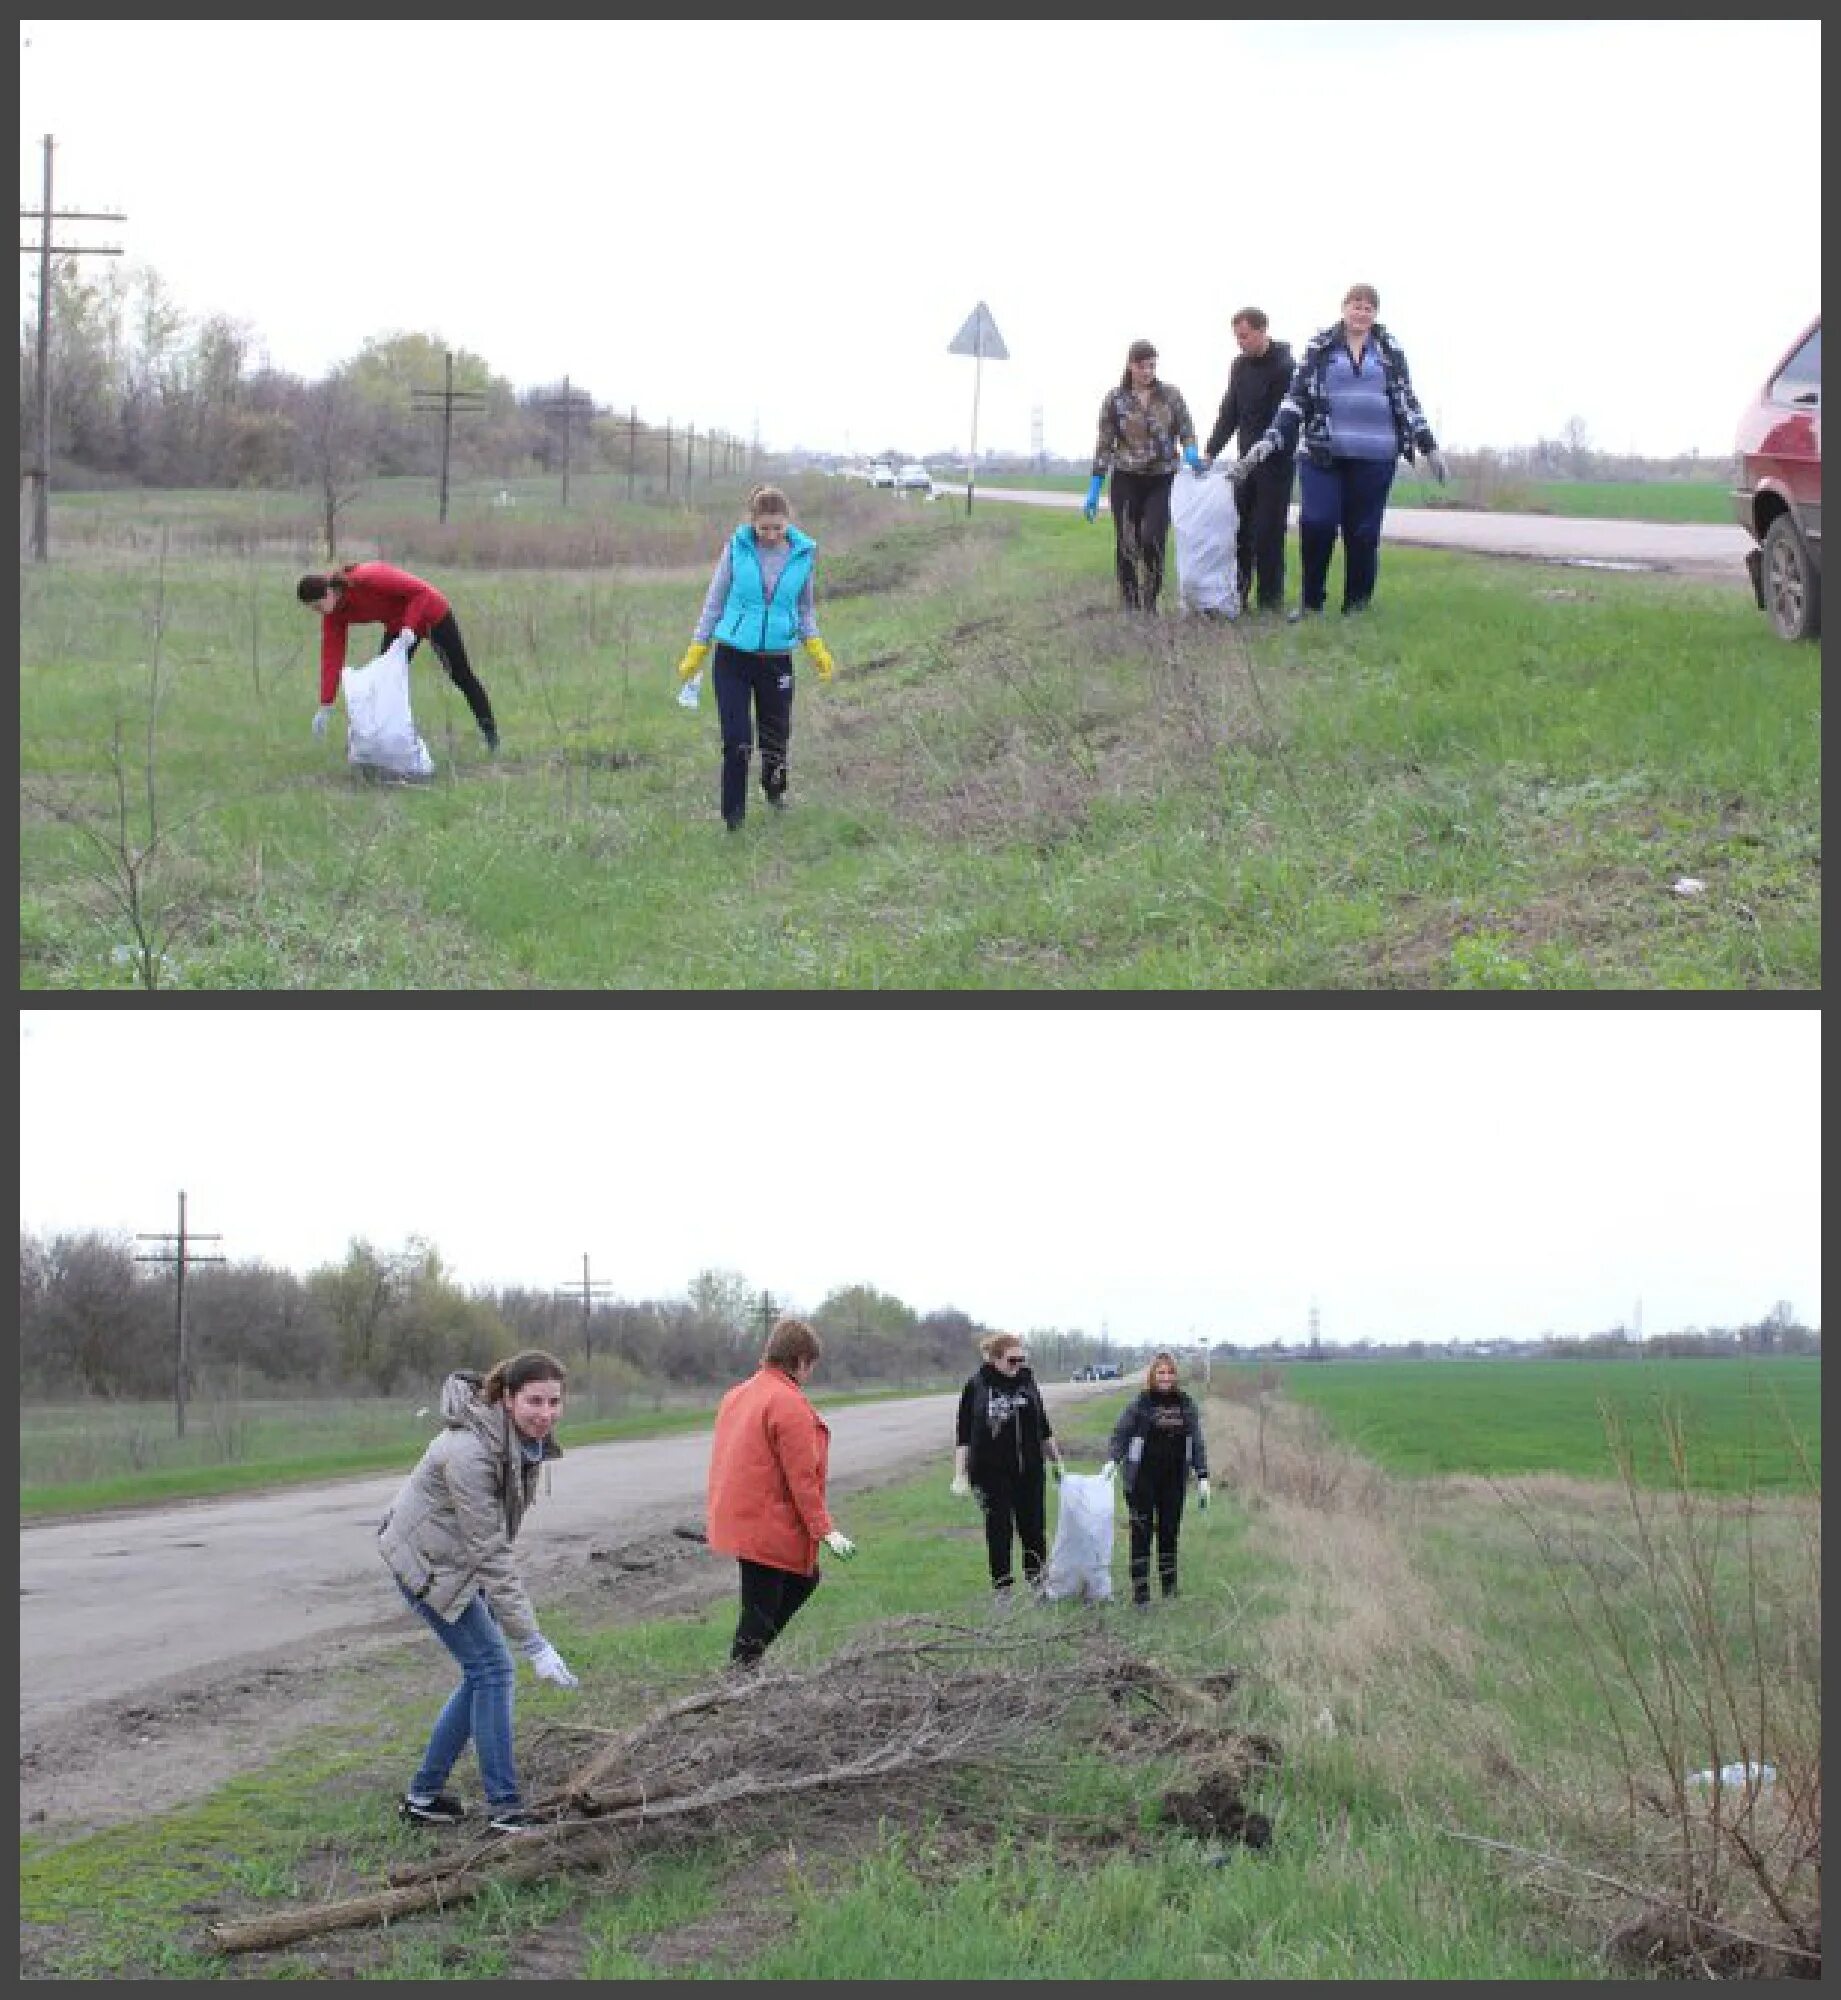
[[1203, 309, 1297, 614]]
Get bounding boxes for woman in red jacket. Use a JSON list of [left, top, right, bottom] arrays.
[[706, 1317, 857, 1668], [297, 560, 500, 752]]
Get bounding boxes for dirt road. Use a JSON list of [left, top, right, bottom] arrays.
[[19, 1380, 1116, 1835]]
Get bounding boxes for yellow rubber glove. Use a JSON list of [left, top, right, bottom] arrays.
[[677, 640, 711, 684], [803, 636, 836, 683]]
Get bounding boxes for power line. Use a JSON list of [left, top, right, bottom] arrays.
[[134, 1191, 224, 1438], [410, 349, 487, 524], [553, 1253, 616, 1370], [532, 375, 595, 508], [19, 133, 125, 563]]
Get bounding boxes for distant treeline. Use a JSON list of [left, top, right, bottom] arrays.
[[19, 1227, 1814, 1405], [16, 1228, 1041, 1401], [20, 261, 743, 496]]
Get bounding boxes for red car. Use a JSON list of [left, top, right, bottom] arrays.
[[1732, 314, 1821, 640]]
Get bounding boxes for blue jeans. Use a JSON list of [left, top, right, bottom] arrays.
[[399, 1583, 522, 1810], [1297, 456, 1396, 611]]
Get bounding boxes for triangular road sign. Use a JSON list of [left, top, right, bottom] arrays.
[[948, 302, 1009, 360]]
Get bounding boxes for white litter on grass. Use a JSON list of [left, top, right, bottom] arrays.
[[1672, 877, 1707, 897], [677, 672, 703, 711], [1687, 1760, 1777, 1789]]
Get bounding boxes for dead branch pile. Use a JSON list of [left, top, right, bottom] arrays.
[[207, 1611, 1265, 1956]]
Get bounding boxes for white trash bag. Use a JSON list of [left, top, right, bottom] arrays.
[[342, 631, 434, 779], [1171, 465, 1240, 618], [1041, 1471, 1116, 1603], [677, 671, 704, 711]]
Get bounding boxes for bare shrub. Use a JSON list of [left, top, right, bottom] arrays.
[[1490, 1403, 1821, 1977]]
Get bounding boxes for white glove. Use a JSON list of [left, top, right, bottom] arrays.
[[312, 704, 334, 740], [677, 671, 703, 710], [823, 1530, 857, 1561], [1196, 1478, 1211, 1511], [520, 1636, 579, 1688], [1233, 438, 1276, 482], [1100, 1461, 1118, 1483], [1426, 448, 1449, 485], [396, 628, 419, 657], [949, 1473, 971, 1499]]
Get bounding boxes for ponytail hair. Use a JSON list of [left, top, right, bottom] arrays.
[[747, 483, 791, 520], [481, 1350, 567, 1403]]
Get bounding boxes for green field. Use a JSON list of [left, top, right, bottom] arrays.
[[19, 477, 1818, 989], [1263, 1356, 1820, 1491]]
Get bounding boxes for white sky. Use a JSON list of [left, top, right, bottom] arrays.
[[18, 19, 1821, 463], [18, 1009, 1820, 1347]]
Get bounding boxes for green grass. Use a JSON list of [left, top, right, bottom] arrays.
[[23, 1432, 1639, 1980], [18, 1380, 956, 1518], [1260, 1356, 1820, 1490], [19, 480, 1817, 989], [977, 469, 1734, 524]]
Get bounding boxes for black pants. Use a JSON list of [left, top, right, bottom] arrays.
[[1127, 1463, 1187, 1602], [1236, 453, 1296, 612], [730, 1557, 820, 1665], [426, 611, 497, 740], [712, 642, 794, 825], [1108, 469, 1175, 613], [976, 1472, 1047, 1590]]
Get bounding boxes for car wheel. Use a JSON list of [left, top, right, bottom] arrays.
[[1761, 515, 1821, 641]]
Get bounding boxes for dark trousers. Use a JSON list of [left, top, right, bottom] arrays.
[[1108, 469, 1175, 613], [426, 611, 497, 739], [976, 1472, 1048, 1590], [1237, 453, 1296, 611], [731, 1557, 820, 1665], [1127, 1463, 1187, 1602], [712, 642, 795, 825], [1297, 456, 1396, 612]]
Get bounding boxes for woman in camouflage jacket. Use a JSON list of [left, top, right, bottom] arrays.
[[1085, 338, 1204, 615]]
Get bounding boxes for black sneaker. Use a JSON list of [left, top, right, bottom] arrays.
[[481, 724, 501, 755], [487, 1807, 548, 1836], [724, 814, 744, 833], [399, 1791, 466, 1826]]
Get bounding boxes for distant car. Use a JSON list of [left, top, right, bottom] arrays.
[[1732, 314, 1821, 641], [896, 461, 934, 495], [1072, 1363, 1123, 1381], [868, 461, 896, 489]]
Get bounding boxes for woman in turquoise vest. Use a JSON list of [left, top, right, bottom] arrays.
[[677, 485, 837, 830]]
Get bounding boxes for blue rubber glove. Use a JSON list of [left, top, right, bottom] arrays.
[[1183, 444, 1202, 472], [1082, 473, 1104, 522]]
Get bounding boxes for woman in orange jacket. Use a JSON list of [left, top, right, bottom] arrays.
[[297, 560, 500, 752], [705, 1316, 857, 1667]]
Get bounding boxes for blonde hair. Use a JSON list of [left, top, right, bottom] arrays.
[[747, 483, 791, 520], [979, 1331, 1025, 1364], [1142, 1349, 1182, 1392]]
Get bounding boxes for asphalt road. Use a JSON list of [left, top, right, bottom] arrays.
[[18, 1380, 1118, 1733], [961, 479, 1750, 581]]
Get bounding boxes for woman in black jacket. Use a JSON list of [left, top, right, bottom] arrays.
[[951, 1332, 1066, 1597], [1108, 1351, 1210, 1607]]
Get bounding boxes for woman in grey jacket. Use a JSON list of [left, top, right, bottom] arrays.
[[1107, 1351, 1210, 1607], [377, 1351, 577, 1834]]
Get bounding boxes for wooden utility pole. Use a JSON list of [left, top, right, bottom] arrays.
[[411, 350, 486, 523], [554, 1253, 615, 1371], [134, 1192, 225, 1439], [19, 134, 124, 562], [756, 1290, 779, 1342], [534, 376, 595, 508]]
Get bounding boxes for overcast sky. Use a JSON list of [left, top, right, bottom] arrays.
[[19, 19, 1820, 463], [18, 1009, 1819, 1347]]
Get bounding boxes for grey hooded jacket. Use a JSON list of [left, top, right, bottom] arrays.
[[376, 1370, 562, 1643]]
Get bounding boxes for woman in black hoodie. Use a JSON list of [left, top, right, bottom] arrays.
[[951, 1332, 1066, 1596], [1108, 1351, 1210, 1607]]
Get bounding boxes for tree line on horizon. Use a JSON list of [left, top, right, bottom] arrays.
[[17, 1227, 1817, 1406]]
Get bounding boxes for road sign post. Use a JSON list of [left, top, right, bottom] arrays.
[[948, 302, 1009, 516]]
